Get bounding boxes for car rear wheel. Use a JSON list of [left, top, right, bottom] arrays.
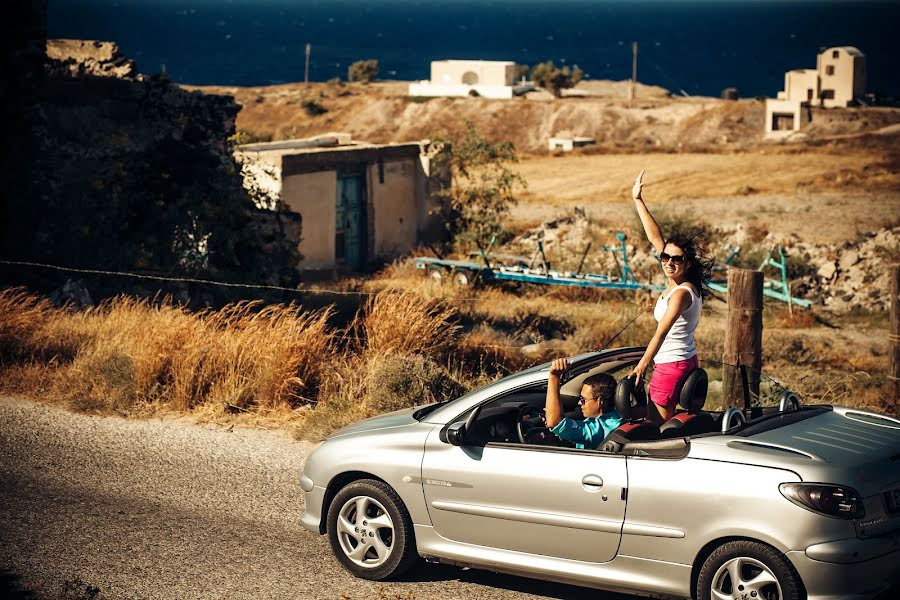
[[326, 479, 417, 580], [697, 540, 803, 600]]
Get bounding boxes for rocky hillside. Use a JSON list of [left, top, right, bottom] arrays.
[[509, 212, 898, 312], [191, 80, 900, 155]]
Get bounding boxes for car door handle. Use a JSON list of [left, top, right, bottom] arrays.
[[581, 474, 604, 490]]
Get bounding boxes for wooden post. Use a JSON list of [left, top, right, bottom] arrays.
[[890, 265, 900, 407], [723, 268, 764, 409]]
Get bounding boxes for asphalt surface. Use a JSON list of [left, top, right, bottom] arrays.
[[0, 396, 643, 600]]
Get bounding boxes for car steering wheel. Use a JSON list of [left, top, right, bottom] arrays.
[[516, 404, 550, 445]]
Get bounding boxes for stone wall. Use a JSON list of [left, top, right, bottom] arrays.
[[1, 23, 302, 305]]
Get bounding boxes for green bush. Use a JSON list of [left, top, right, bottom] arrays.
[[301, 99, 327, 116], [366, 354, 467, 414], [348, 59, 379, 83], [432, 123, 526, 251], [530, 61, 584, 97]]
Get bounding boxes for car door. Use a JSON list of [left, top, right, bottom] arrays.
[[420, 427, 627, 563]]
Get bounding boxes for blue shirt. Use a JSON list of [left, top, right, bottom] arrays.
[[550, 411, 623, 449]]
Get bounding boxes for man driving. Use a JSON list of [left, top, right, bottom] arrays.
[[545, 358, 622, 449]]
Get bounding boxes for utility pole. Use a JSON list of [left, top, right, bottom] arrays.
[[629, 41, 638, 104], [304, 43, 311, 84]]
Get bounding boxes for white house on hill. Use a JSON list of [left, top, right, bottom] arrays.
[[408, 60, 533, 99]]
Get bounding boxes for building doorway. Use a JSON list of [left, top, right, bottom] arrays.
[[771, 113, 795, 131], [336, 172, 367, 270]]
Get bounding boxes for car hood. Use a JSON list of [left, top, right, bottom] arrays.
[[692, 407, 900, 497], [326, 406, 421, 440]]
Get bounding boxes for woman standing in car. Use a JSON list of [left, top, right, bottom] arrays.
[[629, 171, 712, 424]]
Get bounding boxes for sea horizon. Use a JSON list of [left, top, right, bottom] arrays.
[[49, 0, 900, 98]]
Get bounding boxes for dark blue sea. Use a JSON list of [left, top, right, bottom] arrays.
[[49, 0, 900, 98]]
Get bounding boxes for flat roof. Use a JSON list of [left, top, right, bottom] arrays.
[[277, 140, 431, 177]]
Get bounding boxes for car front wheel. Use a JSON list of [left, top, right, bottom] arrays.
[[697, 540, 804, 600], [326, 479, 417, 580]]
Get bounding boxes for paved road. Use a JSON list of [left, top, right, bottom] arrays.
[[0, 396, 643, 600]]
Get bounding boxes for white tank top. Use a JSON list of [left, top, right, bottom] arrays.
[[653, 283, 701, 364]]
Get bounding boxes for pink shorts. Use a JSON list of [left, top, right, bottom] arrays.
[[648, 355, 699, 408]]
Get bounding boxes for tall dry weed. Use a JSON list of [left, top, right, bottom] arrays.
[[362, 289, 461, 357], [170, 301, 335, 412], [0, 288, 53, 364], [1, 290, 338, 416]]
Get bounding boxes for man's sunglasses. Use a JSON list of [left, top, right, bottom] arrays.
[[578, 395, 595, 405], [659, 252, 686, 264]]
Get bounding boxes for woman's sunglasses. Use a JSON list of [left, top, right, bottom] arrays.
[[659, 252, 686, 264]]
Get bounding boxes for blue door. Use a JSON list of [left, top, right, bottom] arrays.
[[336, 174, 366, 270]]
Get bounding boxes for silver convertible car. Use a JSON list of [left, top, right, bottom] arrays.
[[299, 347, 900, 600]]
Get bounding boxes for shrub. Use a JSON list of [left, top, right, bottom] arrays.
[[348, 59, 379, 83], [468, 89, 480, 97], [366, 354, 466, 414], [302, 99, 327, 116], [530, 61, 583, 97], [431, 123, 526, 250]]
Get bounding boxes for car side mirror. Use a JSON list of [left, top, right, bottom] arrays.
[[442, 404, 482, 446], [445, 421, 467, 446]]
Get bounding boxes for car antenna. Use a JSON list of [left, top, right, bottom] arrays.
[[595, 302, 653, 354]]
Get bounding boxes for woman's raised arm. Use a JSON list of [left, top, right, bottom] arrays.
[[631, 170, 665, 253]]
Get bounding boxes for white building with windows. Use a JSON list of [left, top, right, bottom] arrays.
[[765, 46, 866, 138], [408, 60, 533, 99]]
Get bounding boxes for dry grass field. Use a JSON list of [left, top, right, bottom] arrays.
[[511, 148, 900, 243]]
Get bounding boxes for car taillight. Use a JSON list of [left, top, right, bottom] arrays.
[[779, 483, 865, 519]]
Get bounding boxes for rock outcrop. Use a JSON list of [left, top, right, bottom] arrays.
[[46, 39, 138, 80]]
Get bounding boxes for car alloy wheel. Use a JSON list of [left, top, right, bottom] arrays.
[[711, 556, 781, 600], [336, 494, 394, 568], [326, 479, 418, 580], [697, 540, 803, 600]]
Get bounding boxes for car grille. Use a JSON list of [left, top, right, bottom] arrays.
[[884, 486, 900, 514]]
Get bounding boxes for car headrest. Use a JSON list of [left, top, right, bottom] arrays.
[[615, 376, 646, 419], [678, 368, 708, 413]]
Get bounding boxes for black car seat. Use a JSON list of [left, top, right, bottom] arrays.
[[600, 377, 660, 452], [659, 368, 716, 438]]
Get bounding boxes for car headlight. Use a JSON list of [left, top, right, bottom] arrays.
[[779, 483, 865, 519]]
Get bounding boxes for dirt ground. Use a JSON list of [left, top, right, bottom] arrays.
[[511, 147, 900, 244]]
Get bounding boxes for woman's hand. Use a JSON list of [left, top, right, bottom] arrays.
[[629, 360, 648, 383], [632, 170, 645, 201]]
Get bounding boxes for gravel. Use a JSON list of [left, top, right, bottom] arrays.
[[0, 396, 639, 600]]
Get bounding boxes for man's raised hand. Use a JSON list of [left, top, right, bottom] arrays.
[[549, 358, 570, 378]]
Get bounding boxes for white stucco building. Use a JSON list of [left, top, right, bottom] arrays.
[[765, 46, 867, 138], [237, 134, 449, 277], [408, 60, 533, 99]]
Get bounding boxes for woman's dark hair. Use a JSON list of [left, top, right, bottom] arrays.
[[663, 232, 715, 299]]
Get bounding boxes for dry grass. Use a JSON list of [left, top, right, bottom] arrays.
[[2, 277, 894, 439], [361, 289, 461, 357], [0, 290, 337, 420]]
